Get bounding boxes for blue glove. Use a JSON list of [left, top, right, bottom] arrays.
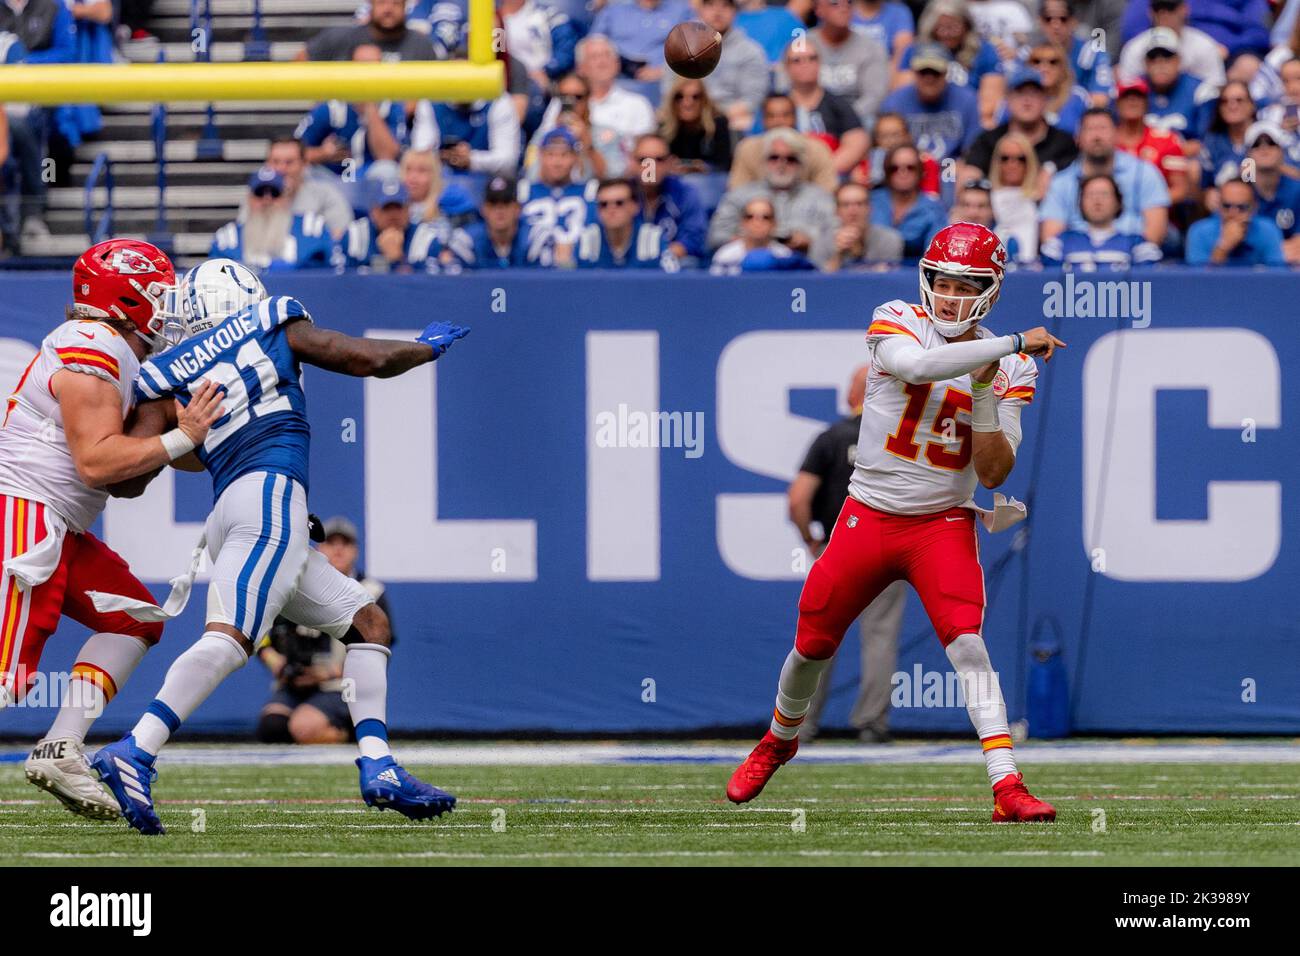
[[416, 320, 470, 357]]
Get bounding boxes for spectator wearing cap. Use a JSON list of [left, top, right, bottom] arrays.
[[212, 169, 338, 272], [1113, 78, 1189, 204], [1040, 106, 1171, 247], [659, 76, 733, 173], [630, 133, 708, 260], [294, 45, 408, 185], [1244, 121, 1300, 263], [519, 126, 598, 249], [1139, 27, 1211, 145], [900, 0, 1004, 126], [342, 179, 443, 272], [570, 177, 678, 270], [301, 0, 437, 61], [445, 175, 556, 269], [987, 136, 1042, 261], [729, 95, 841, 193], [679, 0, 769, 135], [1185, 176, 1287, 266], [1037, 0, 1114, 107], [824, 181, 904, 271], [962, 65, 1079, 180], [577, 35, 657, 175], [1040, 172, 1163, 269], [409, 88, 522, 178], [589, 0, 691, 82], [781, 0, 889, 129], [242, 137, 355, 240], [255, 516, 394, 746], [500, 0, 579, 90], [1009, 35, 1090, 136], [870, 143, 948, 258], [879, 41, 982, 162], [1199, 81, 1257, 196], [1118, 0, 1225, 87], [710, 128, 838, 267], [778, 39, 870, 177]]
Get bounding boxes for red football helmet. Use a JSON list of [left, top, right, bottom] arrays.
[[70, 239, 176, 352], [918, 222, 1008, 337]]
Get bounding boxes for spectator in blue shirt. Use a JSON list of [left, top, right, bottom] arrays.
[[1186, 177, 1288, 266], [1141, 28, 1209, 144], [294, 46, 406, 187], [1036, 0, 1113, 106], [1018, 35, 1090, 136], [870, 144, 949, 258], [1243, 121, 1300, 263], [852, 0, 915, 73], [630, 132, 707, 260], [342, 179, 444, 272], [519, 127, 598, 248], [589, 0, 692, 81], [1040, 172, 1163, 269], [903, 0, 1004, 123], [1040, 106, 1171, 247], [212, 169, 340, 272], [572, 177, 678, 269], [736, 0, 804, 63], [446, 175, 556, 269], [879, 42, 982, 161], [1199, 80, 1256, 192], [1121, 0, 1270, 60]]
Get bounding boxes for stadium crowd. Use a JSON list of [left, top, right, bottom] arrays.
[[3, 0, 1299, 270]]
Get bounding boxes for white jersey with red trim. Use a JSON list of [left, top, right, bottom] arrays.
[[0, 320, 140, 533], [848, 300, 1037, 516]]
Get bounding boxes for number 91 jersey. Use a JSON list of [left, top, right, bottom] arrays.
[[848, 300, 1037, 516], [134, 296, 312, 501]]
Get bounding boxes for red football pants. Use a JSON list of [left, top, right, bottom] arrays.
[[0, 495, 162, 701], [795, 497, 985, 660]]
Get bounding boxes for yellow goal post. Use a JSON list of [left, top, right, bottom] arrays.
[[0, 0, 502, 104]]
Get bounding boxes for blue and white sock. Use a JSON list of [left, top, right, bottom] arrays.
[[344, 643, 392, 760], [132, 632, 248, 755]]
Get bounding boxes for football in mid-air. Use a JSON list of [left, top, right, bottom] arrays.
[[664, 21, 723, 79]]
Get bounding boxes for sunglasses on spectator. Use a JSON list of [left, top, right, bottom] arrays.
[[598, 197, 632, 208], [1041, 14, 1069, 23], [962, 178, 993, 192], [252, 186, 282, 198], [997, 153, 1027, 162], [888, 162, 919, 173], [767, 153, 800, 164], [916, 68, 944, 78], [1029, 56, 1062, 67], [1220, 95, 1250, 105], [1252, 137, 1280, 148], [1220, 201, 1252, 213], [743, 210, 775, 220], [788, 55, 819, 64], [674, 91, 702, 102]]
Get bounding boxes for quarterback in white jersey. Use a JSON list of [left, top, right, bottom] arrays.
[[728, 222, 1068, 822], [0, 239, 222, 820]]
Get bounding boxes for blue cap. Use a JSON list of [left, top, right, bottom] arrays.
[[438, 182, 478, 217], [248, 167, 285, 195], [540, 127, 579, 151], [370, 178, 409, 208], [1007, 65, 1045, 90]]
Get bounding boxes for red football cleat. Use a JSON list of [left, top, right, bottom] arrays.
[[726, 731, 798, 804], [991, 772, 1057, 822]]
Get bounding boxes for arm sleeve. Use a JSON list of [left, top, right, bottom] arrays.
[[294, 105, 331, 146], [873, 333, 1017, 385], [546, 14, 578, 78], [999, 401, 1024, 454], [469, 96, 522, 176]]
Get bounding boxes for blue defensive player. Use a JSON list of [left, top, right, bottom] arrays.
[[90, 259, 468, 835]]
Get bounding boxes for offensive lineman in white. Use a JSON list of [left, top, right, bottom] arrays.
[[728, 222, 1067, 821]]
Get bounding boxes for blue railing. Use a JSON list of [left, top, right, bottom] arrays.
[[83, 151, 114, 244], [246, 0, 270, 61], [191, 0, 222, 161]]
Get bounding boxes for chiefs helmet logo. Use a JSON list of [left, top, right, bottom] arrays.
[[946, 236, 972, 258], [992, 244, 1007, 265], [109, 248, 157, 275]]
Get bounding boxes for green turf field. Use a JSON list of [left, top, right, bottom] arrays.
[[2, 753, 1297, 866]]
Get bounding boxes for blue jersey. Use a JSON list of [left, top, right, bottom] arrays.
[[341, 217, 443, 271], [519, 178, 596, 246], [576, 220, 676, 270], [1255, 175, 1300, 238], [447, 220, 554, 269], [1145, 73, 1206, 139], [1040, 229, 1162, 271], [294, 100, 408, 176], [135, 297, 312, 501], [852, 2, 914, 55], [1069, 34, 1112, 97], [211, 213, 337, 272]]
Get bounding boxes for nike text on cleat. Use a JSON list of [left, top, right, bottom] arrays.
[[726, 731, 799, 804], [25, 737, 121, 821], [357, 756, 456, 820], [89, 736, 165, 835]]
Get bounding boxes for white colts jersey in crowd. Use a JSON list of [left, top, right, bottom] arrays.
[[849, 300, 1037, 516], [0, 320, 139, 534]]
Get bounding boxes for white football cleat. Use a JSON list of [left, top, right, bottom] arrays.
[[25, 737, 121, 821]]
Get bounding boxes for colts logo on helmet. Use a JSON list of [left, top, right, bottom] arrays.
[[109, 248, 156, 275]]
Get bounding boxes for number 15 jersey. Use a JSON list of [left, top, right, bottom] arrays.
[[135, 296, 311, 501], [849, 300, 1037, 516]]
